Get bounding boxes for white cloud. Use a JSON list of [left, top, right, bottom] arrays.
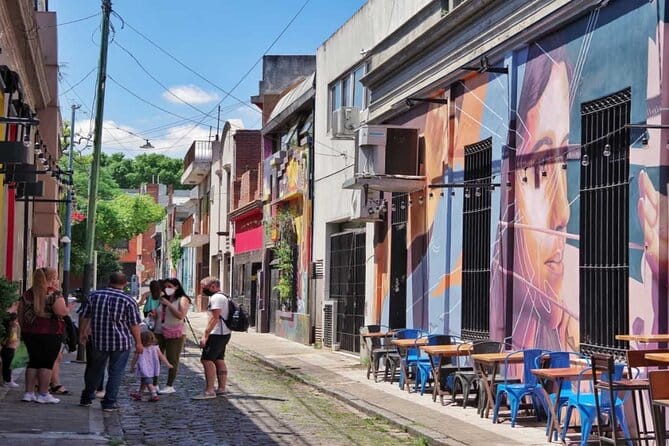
[[162, 85, 220, 105]]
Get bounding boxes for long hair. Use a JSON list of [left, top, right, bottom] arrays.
[[32, 267, 57, 315], [164, 278, 189, 301]]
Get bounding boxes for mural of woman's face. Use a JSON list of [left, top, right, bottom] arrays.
[[515, 61, 570, 329]]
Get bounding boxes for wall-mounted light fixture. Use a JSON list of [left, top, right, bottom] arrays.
[[216, 250, 223, 262], [462, 56, 508, 74]]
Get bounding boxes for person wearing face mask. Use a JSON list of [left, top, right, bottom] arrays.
[[16, 267, 69, 404], [153, 278, 191, 395]]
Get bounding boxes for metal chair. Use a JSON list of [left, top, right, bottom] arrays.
[[359, 325, 395, 382], [450, 340, 502, 408], [492, 349, 546, 427], [561, 353, 631, 446], [415, 334, 455, 396], [648, 370, 669, 444]]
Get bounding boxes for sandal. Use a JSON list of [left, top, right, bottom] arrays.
[[49, 384, 70, 395]]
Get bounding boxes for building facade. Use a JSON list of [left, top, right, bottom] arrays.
[[0, 0, 63, 290], [353, 0, 669, 358]]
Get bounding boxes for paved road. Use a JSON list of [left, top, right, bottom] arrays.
[[117, 340, 417, 446]]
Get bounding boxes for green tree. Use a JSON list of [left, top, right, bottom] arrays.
[[101, 153, 186, 190]]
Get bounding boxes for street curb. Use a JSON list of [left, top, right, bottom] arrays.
[[230, 342, 465, 446]]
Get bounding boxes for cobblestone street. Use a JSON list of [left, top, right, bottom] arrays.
[[117, 340, 416, 446]]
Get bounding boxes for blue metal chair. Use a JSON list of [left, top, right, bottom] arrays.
[[393, 329, 428, 391], [415, 334, 455, 395], [534, 351, 587, 440], [560, 355, 632, 446], [492, 349, 546, 427]]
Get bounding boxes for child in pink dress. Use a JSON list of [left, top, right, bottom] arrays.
[[129, 331, 172, 402]]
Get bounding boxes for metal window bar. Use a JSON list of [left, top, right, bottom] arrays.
[[329, 231, 366, 353], [461, 137, 493, 341], [579, 88, 630, 361]]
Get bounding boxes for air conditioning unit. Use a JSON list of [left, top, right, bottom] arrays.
[[322, 300, 337, 349], [332, 106, 360, 138], [354, 125, 420, 176], [350, 188, 383, 221]]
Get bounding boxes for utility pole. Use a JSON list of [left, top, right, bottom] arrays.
[[62, 104, 79, 297], [82, 0, 112, 294]]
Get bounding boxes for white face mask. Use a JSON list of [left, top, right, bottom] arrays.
[[164, 287, 175, 296]]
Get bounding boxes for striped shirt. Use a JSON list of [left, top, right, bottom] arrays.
[[80, 287, 141, 351]]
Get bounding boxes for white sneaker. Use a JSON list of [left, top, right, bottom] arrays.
[[36, 393, 60, 404], [158, 386, 175, 394], [21, 392, 36, 402], [2, 381, 19, 388]]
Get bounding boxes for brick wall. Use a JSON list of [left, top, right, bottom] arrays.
[[232, 130, 261, 211]]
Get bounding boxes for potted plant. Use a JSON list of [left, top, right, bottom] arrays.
[[0, 277, 20, 340]]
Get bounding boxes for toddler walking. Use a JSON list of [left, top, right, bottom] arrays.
[[129, 331, 172, 402]]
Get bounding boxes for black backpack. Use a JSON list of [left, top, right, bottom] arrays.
[[222, 299, 249, 332]]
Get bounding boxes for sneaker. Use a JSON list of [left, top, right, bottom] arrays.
[[79, 399, 93, 407], [2, 381, 19, 388], [148, 395, 160, 402], [158, 386, 175, 394], [21, 392, 36, 402], [36, 393, 60, 404], [191, 392, 216, 400], [102, 405, 120, 412], [95, 390, 106, 399], [130, 392, 142, 401]]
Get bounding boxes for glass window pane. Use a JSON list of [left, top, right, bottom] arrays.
[[333, 82, 342, 110], [353, 66, 366, 108], [342, 76, 350, 107]]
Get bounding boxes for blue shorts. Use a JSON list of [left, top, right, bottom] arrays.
[[141, 376, 155, 385]]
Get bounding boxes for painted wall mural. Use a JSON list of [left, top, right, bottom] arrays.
[[374, 0, 668, 352]]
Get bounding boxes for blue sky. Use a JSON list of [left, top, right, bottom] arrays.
[[51, 0, 367, 157]]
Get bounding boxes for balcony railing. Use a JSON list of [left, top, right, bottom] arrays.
[[183, 140, 212, 171]]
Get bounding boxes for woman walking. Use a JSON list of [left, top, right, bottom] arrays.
[[154, 278, 190, 394], [17, 268, 69, 403]]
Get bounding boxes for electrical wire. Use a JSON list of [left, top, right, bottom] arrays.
[[110, 11, 261, 117], [45, 12, 101, 28], [111, 40, 218, 120], [161, 0, 311, 152], [59, 67, 97, 97], [107, 74, 217, 126]]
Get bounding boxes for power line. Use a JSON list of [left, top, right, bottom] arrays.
[[45, 12, 101, 28], [162, 0, 311, 152], [111, 40, 218, 120], [110, 11, 261, 117], [107, 74, 216, 126], [59, 66, 96, 97]]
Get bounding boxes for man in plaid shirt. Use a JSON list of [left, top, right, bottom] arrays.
[[78, 272, 143, 411]]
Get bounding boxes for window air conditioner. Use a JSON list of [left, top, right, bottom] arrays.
[[332, 106, 360, 138], [354, 125, 420, 176]]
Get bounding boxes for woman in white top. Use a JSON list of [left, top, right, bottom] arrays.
[[153, 278, 190, 394]]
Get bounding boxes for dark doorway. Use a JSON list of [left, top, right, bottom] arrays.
[[329, 230, 366, 353], [389, 193, 408, 329], [250, 262, 261, 327]]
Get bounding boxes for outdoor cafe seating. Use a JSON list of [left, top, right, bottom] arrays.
[[359, 325, 395, 382]]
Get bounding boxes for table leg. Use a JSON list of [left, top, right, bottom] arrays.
[[543, 378, 564, 443], [398, 347, 408, 391], [476, 361, 497, 419]]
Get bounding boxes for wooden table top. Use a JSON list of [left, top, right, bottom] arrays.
[[645, 352, 669, 363], [419, 344, 472, 357], [616, 334, 669, 343], [531, 366, 591, 381], [471, 351, 524, 365], [391, 338, 429, 347], [361, 332, 394, 339]]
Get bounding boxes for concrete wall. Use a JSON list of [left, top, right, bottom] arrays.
[[313, 0, 432, 320]]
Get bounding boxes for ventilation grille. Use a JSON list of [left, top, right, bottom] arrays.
[[322, 300, 336, 348], [311, 260, 324, 279]]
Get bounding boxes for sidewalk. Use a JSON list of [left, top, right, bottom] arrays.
[[0, 352, 121, 445], [186, 312, 549, 446]]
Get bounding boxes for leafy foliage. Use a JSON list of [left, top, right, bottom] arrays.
[[101, 153, 186, 190], [267, 211, 297, 310], [0, 278, 20, 340], [169, 234, 183, 268]]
